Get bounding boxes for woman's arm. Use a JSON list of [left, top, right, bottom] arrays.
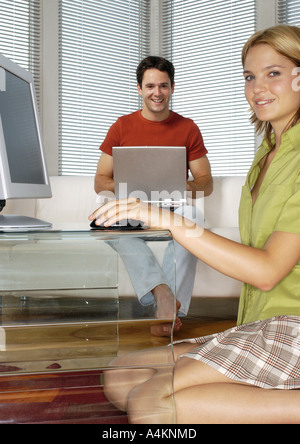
[[181, 228, 300, 292], [89, 198, 300, 291]]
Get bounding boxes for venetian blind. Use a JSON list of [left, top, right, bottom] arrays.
[[278, 0, 300, 26], [58, 0, 150, 176], [162, 0, 256, 176], [0, 0, 41, 102]]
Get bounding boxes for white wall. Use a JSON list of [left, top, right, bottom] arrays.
[[256, 0, 277, 30], [41, 0, 59, 176]]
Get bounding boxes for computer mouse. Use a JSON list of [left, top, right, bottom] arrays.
[[90, 219, 144, 230]]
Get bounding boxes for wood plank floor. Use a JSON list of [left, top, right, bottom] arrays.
[[0, 295, 238, 374], [118, 295, 238, 349]]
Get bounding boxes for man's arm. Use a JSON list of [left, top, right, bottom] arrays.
[[187, 156, 213, 197], [94, 153, 114, 194]]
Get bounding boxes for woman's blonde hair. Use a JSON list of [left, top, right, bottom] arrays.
[[242, 25, 300, 147]]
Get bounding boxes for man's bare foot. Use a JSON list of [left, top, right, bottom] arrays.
[[150, 285, 182, 337], [152, 284, 176, 320], [150, 316, 182, 337]]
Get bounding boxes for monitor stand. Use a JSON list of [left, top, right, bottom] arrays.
[[0, 214, 52, 232]]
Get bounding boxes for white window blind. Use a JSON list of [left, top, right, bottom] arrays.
[[278, 0, 300, 26], [0, 0, 40, 101], [58, 0, 150, 176], [163, 0, 256, 176]]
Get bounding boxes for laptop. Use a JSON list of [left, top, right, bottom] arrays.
[[90, 146, 187, 231], [113, 146, 187, 207]]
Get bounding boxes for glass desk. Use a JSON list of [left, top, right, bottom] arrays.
[[0, 228, 177, 424]]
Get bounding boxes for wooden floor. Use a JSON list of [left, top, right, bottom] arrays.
[[118, 301, 237, 354], [0, 295, 238, 374]]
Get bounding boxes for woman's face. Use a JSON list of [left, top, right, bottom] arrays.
[[243, 43, 300, 136]]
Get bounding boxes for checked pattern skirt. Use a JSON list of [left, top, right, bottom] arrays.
[[179, 315, 300, 390]]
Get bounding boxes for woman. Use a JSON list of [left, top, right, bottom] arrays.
[[89, 25, 300, 424]]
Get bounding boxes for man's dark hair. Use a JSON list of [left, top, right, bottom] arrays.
[[136, 56, 175, 87]]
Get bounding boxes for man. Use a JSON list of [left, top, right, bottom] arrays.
[[94, 56, 213, 336]]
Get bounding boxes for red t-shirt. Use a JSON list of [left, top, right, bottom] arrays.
[[100, 110, 207, 176]]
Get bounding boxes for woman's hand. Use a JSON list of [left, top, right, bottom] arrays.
[[89, 197, 173, 230]]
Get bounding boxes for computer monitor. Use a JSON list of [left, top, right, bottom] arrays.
[[0, 53, 52, 231]]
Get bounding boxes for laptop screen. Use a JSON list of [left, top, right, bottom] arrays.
[[113, 146, 186, 204]]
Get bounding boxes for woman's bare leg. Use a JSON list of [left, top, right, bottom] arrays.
[[105, 346, 237, 424], [127, 366, 176, 424], [173, 358, 300, 424], [105, 344, 300, 424], [126, 356, 240, 424], [174, 382, 300, 424], [103, 343, 195, 412]]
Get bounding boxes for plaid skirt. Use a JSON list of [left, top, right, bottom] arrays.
[[178, 315, 300, 390]]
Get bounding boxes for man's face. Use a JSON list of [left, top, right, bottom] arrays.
[[137, 68, 174, 121]]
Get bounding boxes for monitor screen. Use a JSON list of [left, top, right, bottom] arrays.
[[0, 70, 45, 185], [0, 54, 52, 230], [0, 53, 51, 200]]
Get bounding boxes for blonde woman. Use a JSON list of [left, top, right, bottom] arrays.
[[90, 25, 300, 424]]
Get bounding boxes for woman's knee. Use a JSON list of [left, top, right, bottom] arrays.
[[127, 368, 176, 424], [103, 365, 157, 411]]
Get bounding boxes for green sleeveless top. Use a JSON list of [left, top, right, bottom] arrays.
[[237, 123, 300, 325]]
